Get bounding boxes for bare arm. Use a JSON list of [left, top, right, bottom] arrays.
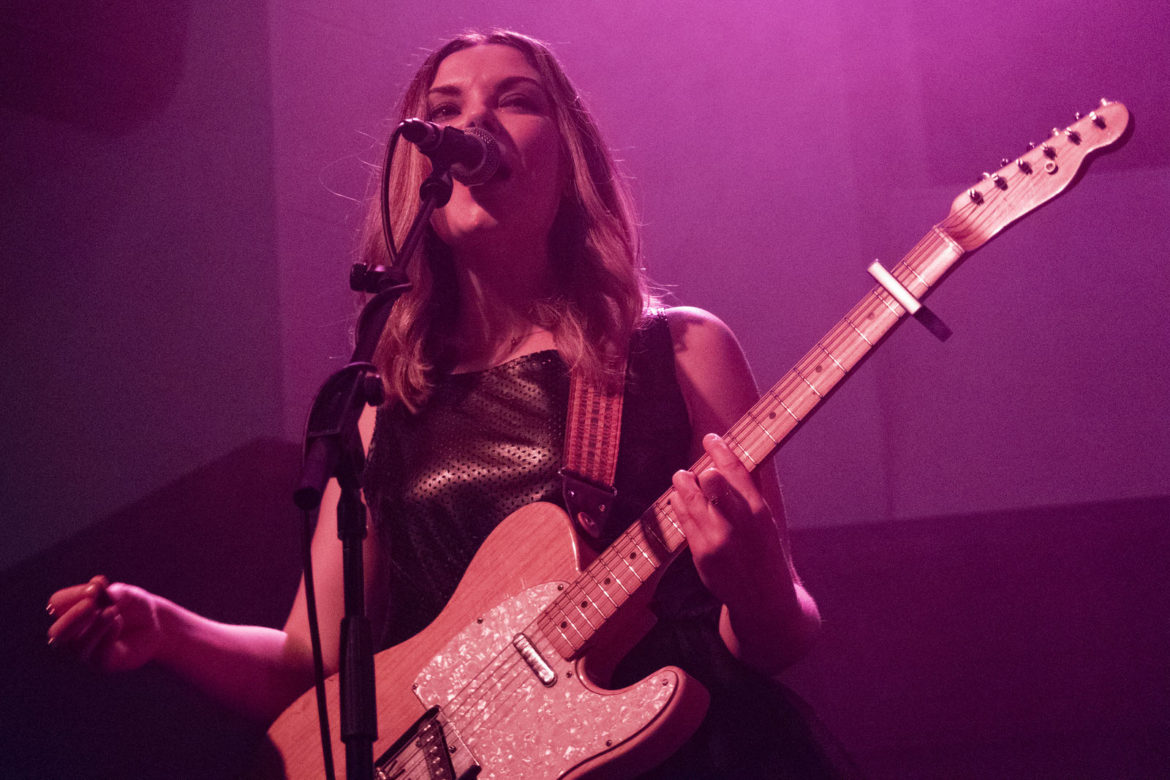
[[47, 406, 383, 725], [664, 306, 821, 674]]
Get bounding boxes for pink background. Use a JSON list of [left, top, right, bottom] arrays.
[[4, 0, 1165, 566]]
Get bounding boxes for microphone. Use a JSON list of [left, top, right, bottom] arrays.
[[399, 118, 501, 186]]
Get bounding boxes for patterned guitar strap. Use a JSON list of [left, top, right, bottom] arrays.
[[559, 343, 629, 541]]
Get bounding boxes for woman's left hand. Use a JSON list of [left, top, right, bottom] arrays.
[[670, 433, 792, 609]]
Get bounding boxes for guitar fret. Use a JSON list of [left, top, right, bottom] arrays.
[[656, 507, 685, 547], [614, 545, 647, 583], [613, 534, 654, 580], [572, 595, 599, 630], [816, 343, 847, 374], [874, 289, 903, 317], [745, 408, 779, 444], [633, 539, 657, 572], [544, 603, 587, 651], [592, 557, 631, 597], [655, 497, 685, 535], [904, 263, 928, 288], [728, 436, 758, 465], [603, 547, 643, 592], [639, 514, 669, 553], [844, 316, 874, 345], [581, 571, 619, 614], [825, 322, 865, 366], [793, 367, 824, 398], [778, 397, 800, 422]]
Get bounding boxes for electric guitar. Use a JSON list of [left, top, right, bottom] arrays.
[[258, 100, 1131, 779]]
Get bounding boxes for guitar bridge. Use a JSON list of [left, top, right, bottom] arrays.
[[375, 706, 479, 780]]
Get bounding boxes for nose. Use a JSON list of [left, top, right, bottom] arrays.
[[461, 104, 502, 136]]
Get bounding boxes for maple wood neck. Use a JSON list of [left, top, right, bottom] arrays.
[[537, 224, 967, 659], [535, 99, 1131, 662]]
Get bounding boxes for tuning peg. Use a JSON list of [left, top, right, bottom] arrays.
[[1089, 110, 1105, 128], [1016, 159, 1032, 174], [1064, 128, 1081, 143], [1041, 142, 1056, 159]]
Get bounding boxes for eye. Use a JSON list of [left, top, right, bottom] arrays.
[[426, 102, 460, 122], [500, 93, 541, 113]]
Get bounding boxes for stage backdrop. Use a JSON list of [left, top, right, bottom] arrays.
[[4, 0, 1165, 567]]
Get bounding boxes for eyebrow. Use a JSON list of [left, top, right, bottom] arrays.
[[427, 75, 547, 99]]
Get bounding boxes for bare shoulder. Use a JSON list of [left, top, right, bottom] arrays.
[[359, 403, 378, 453], [661, 305, 739, 357], [660, 306, 760, 445], [662, 305, 752, 384]]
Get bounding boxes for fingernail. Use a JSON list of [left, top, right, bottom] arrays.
[[47, 634, 57, 648], [45, 602, 56, 617]]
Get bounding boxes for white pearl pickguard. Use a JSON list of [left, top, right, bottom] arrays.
[[414, 582, 680, 779]]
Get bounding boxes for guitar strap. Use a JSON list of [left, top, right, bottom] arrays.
[[560, 342, 629, 540]]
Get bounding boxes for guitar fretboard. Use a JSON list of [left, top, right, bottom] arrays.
[[535, 222, 971, 659]]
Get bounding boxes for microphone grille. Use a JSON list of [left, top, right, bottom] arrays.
[[454, 127, 501, 186]]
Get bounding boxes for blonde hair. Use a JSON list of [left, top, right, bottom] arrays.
[[361, 30, 655, 411]]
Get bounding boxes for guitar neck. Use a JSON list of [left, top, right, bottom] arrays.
[[537, 224, 967, 659], [537, 98, 1131, 659]]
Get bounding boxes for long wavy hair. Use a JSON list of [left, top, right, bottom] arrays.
[[360, 30, 656, 411]]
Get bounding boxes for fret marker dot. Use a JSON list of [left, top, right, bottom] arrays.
[[604, 577, 611, 584], [580, 600, 588, 608], [560, 621, 567, 628]]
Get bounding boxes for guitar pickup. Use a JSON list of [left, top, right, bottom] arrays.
[[376, 706, 479, 780]]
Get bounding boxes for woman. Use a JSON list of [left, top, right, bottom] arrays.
[[47, 30, 844, 778]]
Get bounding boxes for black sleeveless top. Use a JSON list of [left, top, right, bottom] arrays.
[[363, 315, 851, 779]]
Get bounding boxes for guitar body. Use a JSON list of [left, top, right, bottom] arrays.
[[258, 502, 709, 779]]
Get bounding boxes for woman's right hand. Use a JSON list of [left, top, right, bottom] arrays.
[[47, 575, 164, 673]]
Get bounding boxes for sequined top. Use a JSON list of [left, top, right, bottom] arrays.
[[363, 314, 849, 779]]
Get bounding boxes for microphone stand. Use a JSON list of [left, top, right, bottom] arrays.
[[294, 167, 454, 780]]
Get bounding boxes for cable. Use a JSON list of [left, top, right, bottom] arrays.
[[380, 125, 404, 266], [302, 505, 337, 780]]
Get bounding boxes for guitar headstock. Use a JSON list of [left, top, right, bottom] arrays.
[[941, 99, 1131, 252]]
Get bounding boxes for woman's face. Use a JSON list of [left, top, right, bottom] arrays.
[[423, 44, 565, 260]]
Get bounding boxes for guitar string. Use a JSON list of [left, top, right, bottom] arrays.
[[391, 213, 977, 772], [394, 518, 686, 772], [415, 504, 696, 762], [379, 142, 1097, 772], [387, 647, 532, 777]]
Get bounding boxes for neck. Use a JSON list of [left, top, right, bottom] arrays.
[[451, 243, 555, 364]]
